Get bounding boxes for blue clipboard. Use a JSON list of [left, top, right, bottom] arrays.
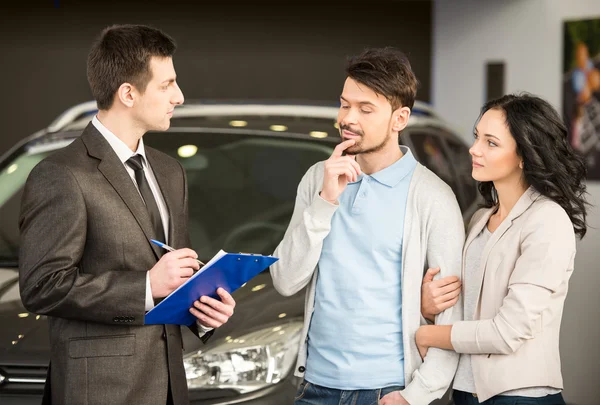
[[144, 250, 278, 326]]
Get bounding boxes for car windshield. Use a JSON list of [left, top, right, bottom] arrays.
[[0, 130, 334, 264], [145, 131, 333, 260]]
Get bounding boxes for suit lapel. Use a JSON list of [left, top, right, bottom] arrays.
[[471, 186, 541, 310], [81, 124, 162, 259]]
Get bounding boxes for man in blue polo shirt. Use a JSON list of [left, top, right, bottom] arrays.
[[271, 48, 464, 405]]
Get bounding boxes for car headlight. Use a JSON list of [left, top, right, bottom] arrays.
[[184, 321, 303, 393]]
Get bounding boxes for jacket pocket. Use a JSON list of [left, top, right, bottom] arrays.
[[69, 334, 135, 358]]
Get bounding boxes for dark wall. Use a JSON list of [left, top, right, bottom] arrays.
[[0, 1, 431, 155]]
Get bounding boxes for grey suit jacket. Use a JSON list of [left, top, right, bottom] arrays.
[[18, 123, 208, 405]]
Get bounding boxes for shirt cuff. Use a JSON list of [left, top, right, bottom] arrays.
[[145, 271, 155, 312], [196, 321, 214, 334]]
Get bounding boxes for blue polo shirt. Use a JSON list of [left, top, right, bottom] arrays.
[[305, 146, 417, 389]]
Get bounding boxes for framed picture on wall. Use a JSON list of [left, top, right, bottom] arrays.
[[562, 17, 600, 180]]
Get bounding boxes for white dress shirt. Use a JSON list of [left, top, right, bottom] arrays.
[[92, 116, 169, 312]]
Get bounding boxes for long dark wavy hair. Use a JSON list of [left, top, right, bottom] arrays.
[[475, 93, 589, 239]]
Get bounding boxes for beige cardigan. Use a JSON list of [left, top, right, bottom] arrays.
[[271, 160, 465, 405], [451, 187, 576, 401]]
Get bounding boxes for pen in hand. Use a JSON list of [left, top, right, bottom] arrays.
[[150, 239, 205, 266]]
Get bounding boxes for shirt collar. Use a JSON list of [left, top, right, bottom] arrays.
[[92, 115, 146, 164], [351, 146, 417, 188]]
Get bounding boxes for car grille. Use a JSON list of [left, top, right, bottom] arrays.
[[0, 365, 47, 394]]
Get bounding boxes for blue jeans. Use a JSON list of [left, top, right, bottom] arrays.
[[453, 390, 566, 405], [294, 380, 404, 405]]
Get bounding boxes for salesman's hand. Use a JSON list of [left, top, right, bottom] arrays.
[[149, 248, 200, 299], [190, 288, 236, 329], [380, 391, 410, 405], [320, 139, 362, 203], [421, 267, 461, 322]]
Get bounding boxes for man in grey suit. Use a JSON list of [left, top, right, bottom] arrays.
[[18, 24, 235, 405]]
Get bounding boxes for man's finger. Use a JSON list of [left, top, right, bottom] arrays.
[[332, 139, 356, 158], [179, 267, 194, 278], [189, 307, 221, 328], [217, 287, 236, 307], [194, 301, 229, 324], [200, 295, 234, 317], [342, 156, 362, 174], [423, 267, 440, 283], [171, 248, 198, 260], [327, 161, 360, 172], [179, 258, 200, 270]]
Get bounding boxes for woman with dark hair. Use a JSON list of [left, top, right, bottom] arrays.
[[416, 93, 589, 405]]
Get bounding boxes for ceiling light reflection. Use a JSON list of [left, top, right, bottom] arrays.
[[309, 131, 328, 138], [177, 145, 198, 158], [269, 125, 287, 132]]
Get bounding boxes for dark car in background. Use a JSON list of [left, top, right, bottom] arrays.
[[0, 101, 478, 404]]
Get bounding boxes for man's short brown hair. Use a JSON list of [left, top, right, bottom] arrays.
[[346, 47, 418, 111], [87, 24, 176, 110]]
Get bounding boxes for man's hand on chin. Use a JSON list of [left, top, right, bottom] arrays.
[[379, 391, 410, 405]]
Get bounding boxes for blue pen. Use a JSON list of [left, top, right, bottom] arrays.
[[150, 239, 205, 265]]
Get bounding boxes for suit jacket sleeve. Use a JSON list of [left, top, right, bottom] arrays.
[[19, 160, 147, 325]]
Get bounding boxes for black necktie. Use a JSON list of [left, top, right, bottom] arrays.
[[126, 154, 166, 244]]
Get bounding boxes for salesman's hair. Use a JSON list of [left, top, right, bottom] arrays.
[[87, 24, 176, 110], [476, 93, 589, 239]]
